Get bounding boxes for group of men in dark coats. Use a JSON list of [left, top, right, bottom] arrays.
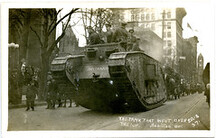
[[45, 72, 79, 109], [87, 22, 140, 51]]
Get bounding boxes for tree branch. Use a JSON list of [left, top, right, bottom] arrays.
[[30, 26, 44, 47], [48, 8, 63, 32], [48, 8, 79, 36], [46, 8, 73, 53], [47, 32, 65, 55]]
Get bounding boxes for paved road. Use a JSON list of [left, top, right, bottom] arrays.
[[8, 93, 210, 130]]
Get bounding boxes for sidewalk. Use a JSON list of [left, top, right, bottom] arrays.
[[9, 95, 47, 109]]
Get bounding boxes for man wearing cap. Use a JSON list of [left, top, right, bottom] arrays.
[[112, 22, 129, 43], [105, 23, 113, 43], [87, 26, 101, 45], [127, 29, 137, 51]]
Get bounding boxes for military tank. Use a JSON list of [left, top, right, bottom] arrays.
[[51, 42, 167, 112]]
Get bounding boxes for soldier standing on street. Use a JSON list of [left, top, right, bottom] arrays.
[[63, 88, 73, 108], [87, 26, 101, 45], [112, 22, 128, 43], [26, 80, 38, 111], [50, 78, 58, 109]]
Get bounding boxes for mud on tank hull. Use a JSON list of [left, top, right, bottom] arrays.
[[65, 51, 166, 112]]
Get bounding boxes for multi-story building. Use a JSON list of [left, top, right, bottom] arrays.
[[197, 53, 204, 83], [111, 8, 186, 71], [180, 36, 199, 83], [134, 29, 163, 62]]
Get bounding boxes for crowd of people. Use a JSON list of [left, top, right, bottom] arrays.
[[164, 70, 205, 101], [44, 71, 79, 110], [87, 22, 141, 51]]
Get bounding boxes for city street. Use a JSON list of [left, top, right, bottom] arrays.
[[8, 92, 210, 130]]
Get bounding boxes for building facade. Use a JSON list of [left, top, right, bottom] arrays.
[[111, 8, 186, 71], [134, 28, 163, 62], [197, 53, 204, 83], [9, 9, 56, 68], [59, 25, 79, 55], [59, 25, 85, 56], [180, 36, 199, 83]]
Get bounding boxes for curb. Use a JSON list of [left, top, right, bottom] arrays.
[[9, 101, 47, 109]]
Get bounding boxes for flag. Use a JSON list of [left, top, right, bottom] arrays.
[[187, 23, 192, 30]]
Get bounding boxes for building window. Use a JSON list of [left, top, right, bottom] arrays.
[[151, 23, 155, 30], [145, 23, 150, 28], [141, 14, 145, 21], [167, 40, 172, 46], [151, 13, 155, 20], [167, 12, 171, 18], [146, 14, 150, 20], [167, 32, 171, 37], [135, 14, 139, 21], [167, 22, 171, 29], [131, 14, 135, 21]]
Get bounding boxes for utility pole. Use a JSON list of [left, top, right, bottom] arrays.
[[161, 10, 167, 66], [161, 10, 166, 41]]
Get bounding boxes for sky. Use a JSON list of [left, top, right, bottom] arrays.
[[182, 6, 215, 66]]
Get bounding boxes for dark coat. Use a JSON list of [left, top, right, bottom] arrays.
[[47, 80, 58, 99], [88, 32, 101, 45], [112, 27, 128, 42], [202, 63, 210, 85], [26, 84, 37, 101], [105, 30, 113, 43]]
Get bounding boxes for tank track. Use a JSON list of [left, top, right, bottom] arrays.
[[113, 77, 145, 112], [109, 52, 166, 111]]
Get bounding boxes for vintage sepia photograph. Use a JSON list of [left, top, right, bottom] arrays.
[[1, 1, 215, 137]]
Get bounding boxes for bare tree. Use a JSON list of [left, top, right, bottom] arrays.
[[79, 8, 114, 44], [30, 8, 79, 99]]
